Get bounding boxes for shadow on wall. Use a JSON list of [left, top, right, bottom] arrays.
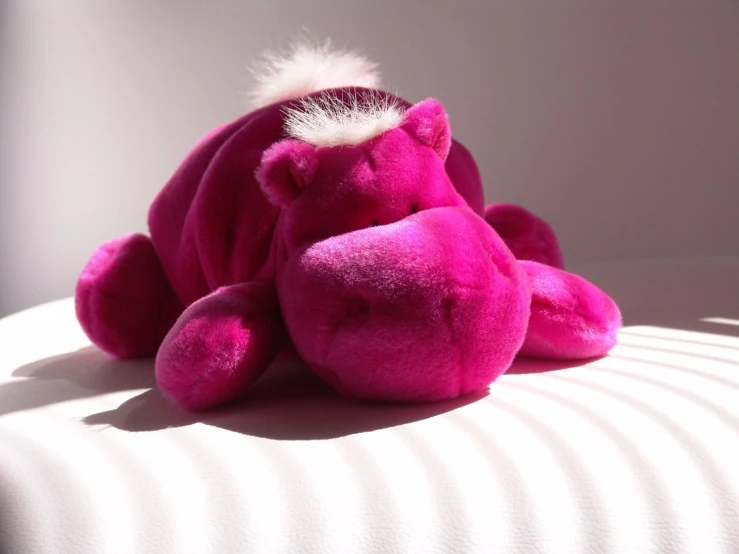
[[3, 1, 739, 319], [570, 257, 739, 329]]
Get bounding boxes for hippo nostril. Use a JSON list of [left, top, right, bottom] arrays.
[[344, 298, 371, 323], [411, 204, 418, 215], [371, 220, 380, 227]]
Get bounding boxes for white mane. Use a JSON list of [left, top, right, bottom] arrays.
[[282, 91, 405, 147], [247, 40, 382, 110]]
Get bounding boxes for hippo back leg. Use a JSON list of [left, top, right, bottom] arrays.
[[75, 233, 184, 358], [484, 203, 565, 269]]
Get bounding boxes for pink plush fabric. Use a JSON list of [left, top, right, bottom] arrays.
[[518, 261, 622, 359], [445, 141, 485, 216], [280, 208, 530, 402], [146, 90, 482, 307], [484, 203, 565, 269], [258, 99, 469, 255], [156, 282, 282, 410], [75, 87, 621, 410], [75, 233, 183, 358]]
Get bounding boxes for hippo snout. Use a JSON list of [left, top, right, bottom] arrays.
[[279, 207, 531, 402]]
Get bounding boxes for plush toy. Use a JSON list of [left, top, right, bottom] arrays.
[[75, 43, 621, 410]]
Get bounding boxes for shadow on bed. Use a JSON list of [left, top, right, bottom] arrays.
[[6, 347, 588, 440], [9, 273, 736, 441]]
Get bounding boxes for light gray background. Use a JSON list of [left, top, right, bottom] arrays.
[[1, 0, 738, 317]]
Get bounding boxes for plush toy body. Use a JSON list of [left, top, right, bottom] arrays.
[[75, 45, 621, 410]]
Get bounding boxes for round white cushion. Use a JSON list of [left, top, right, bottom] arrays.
[[1, 257, 738, 553]]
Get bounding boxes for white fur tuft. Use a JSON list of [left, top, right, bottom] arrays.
[[247, 40, 382, 109], [282, 91, 405, 147]]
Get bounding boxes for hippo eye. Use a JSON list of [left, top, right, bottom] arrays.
[[371, 220, 380, 227], [411, 204, 418, 214]]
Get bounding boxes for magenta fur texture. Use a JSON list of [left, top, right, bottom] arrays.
[[76, 57, 621, 410]]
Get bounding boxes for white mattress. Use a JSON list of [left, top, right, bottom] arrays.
[[1, 257, 739, 553]]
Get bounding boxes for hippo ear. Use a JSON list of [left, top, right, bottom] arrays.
[[256, 140, 318, 208], [401, 98, 452, 161]]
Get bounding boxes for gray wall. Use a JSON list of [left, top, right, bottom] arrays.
[[1, 0, 738, 317]]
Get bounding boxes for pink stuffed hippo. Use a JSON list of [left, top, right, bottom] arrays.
[[75, 44, 621, 410]]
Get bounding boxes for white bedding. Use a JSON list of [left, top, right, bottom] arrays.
[[1, 258, 738, 553]]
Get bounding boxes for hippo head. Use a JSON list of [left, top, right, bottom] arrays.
[[256, 95, 531, 402]]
